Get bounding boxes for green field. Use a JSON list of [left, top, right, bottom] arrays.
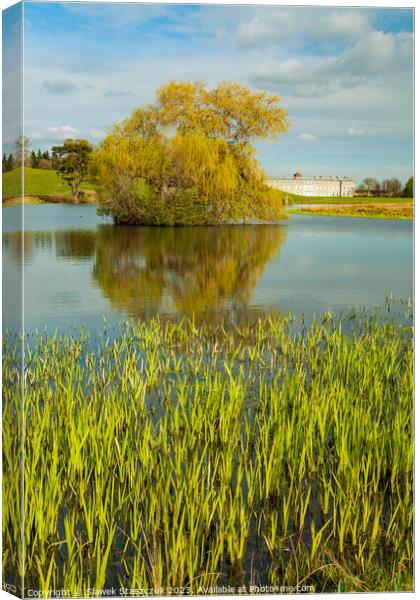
[[2, 167, 95, 201]]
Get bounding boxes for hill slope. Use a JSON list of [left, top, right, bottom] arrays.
[[2, 167, 95, 200]]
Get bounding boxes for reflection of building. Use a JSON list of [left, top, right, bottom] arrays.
[[268, 172, 356, 197]]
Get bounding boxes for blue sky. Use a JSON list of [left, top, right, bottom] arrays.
[[5, 2, 414, 184]]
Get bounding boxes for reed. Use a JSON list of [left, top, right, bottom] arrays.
[[2, 308, 413, 594]]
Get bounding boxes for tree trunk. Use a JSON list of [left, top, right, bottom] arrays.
[[72, 180, 81, 204]]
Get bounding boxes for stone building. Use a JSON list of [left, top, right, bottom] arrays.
[[268, 172, 356, 197]]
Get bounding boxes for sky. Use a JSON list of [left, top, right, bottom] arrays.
[[3, 1, 414, 184]]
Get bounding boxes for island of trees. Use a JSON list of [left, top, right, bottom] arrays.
[[92, 81, 290, 225]]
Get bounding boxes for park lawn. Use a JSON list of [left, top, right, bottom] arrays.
[[2, 167, 96, 202], [290, 201, 414, 220]]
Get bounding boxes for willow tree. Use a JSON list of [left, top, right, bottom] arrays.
[[93, 81, 290, 225]]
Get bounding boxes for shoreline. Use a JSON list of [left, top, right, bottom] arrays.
[[2, 194, 97, 206], [3, 196, 414, 221]]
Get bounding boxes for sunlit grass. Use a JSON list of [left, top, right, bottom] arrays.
[[2, 307, 413, 594], [290, 202, 413, 220], [284, 193, 412, 205], [2, 167, 96, 201]]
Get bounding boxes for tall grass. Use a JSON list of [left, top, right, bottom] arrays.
[[2, 309, 413, 594]]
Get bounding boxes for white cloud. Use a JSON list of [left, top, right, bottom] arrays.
[[316, 11, 370, 42], [30, 125, 107, 145], [335, 31, 404, 78], [31, 125, 79, 141], [252, 30, 413, 99], [236, 11, 294, 48], [298, 133, 317, 141], [236, 8, 370, 49], [348, 127, 364, 136], [88, 129, 106, 140]]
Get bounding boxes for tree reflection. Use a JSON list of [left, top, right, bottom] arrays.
[[3, 225, 286, 323], [54, 231, 96, 260], [3, 230, 96, 265], [92, 225, 285, 322]]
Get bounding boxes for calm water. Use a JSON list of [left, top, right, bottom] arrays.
[[2, 204, 413, 334]]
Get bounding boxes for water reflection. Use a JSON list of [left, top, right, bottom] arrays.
[[4, 230, 96, 264], [3, 225, 285, 325], [92, 225, 285, 321], [2, 206, 413, 333], [55, 230, 96, 260]]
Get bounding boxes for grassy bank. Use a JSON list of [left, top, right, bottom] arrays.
[[272, 190, 413, 219], [3, 309, 413, 594], [286, 194, 412, 205], [2, 167, 96, 203], [290, 202, 413, 220]]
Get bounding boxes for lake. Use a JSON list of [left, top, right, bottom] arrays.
[[2, 204, 413, 334]]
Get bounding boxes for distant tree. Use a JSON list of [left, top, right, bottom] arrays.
[[43, 150, 50, 160], [362, 177, 380, 196], [30, 150, 40, 168], [38, 158, 53, 170], [355, 184, 366, 195], [382, 178, 402, 197], [2, 153, 14, 172], [402, 176, 413, 198], [390, 179, 402, 197], [13, 136, 31, 166], [52, 139, 93, 202]]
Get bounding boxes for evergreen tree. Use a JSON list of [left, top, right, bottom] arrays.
[[30, 150, 40, 168], [402, 176, 413, 198], [2, 153, 14, 172]]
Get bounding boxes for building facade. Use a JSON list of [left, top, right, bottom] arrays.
[[268, 172, 356, 197]]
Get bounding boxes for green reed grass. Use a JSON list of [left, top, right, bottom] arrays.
[[2, 309, 413, 595]]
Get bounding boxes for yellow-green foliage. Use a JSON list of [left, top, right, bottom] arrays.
[[157, 80, 290, 142], [2, 308, 413, 594], [94, 81, 290, 225]]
